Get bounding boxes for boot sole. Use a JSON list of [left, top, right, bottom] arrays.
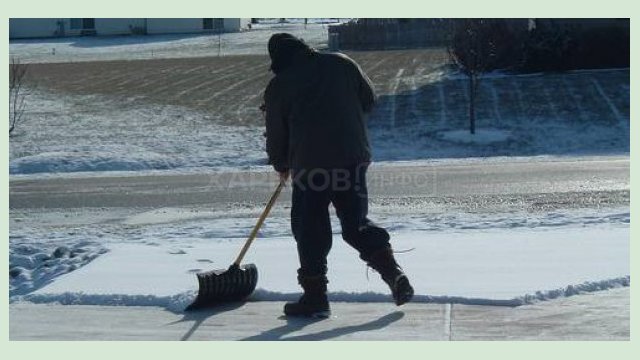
[[284, 310, 331, 319]]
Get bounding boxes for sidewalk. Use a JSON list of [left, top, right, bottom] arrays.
[[9, 287, 629, 340]]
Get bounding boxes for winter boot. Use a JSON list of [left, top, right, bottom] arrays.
[[366, 247, 414, 305], [284, 274, 330, 318]]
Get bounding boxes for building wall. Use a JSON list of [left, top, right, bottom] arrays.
[[147, 18, 250, 34], [10, 18, 250, 39], [146, 18, 204, 34], [534, 18, 630, 31], [224, 18, 251, 31], [95, 18, 146, 35], [9, 18, 61, 38]]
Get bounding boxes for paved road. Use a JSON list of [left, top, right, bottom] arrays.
[[10, 156, 630, 212], [9, 287, 629, 340]]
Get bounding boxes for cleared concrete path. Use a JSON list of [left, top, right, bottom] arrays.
[[10, 287, 629, 341]]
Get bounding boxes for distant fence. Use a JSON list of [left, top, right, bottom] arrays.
[[328, 20, 452, 50]]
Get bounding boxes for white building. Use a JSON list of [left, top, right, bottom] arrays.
[[9, 18, 251, 39]]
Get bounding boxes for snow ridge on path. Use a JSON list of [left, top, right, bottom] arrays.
[[12, 224, 629, 313], [15, 292, 197, 314], [255, 275, 630, 307], [14, 276, 630, 314]]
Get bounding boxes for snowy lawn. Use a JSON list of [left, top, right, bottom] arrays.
[[15, 224, 629, 312], [9, 89, 266, 175], [438, 129, 512, 145], [9, 68, 630, 177]]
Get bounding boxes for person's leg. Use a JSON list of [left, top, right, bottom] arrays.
[[286, 169, 333, 317], [291, 169, 333, 276], [330, 163, 390, 259], [330, 163, 414, 306]]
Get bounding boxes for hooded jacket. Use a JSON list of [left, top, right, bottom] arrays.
[[264, 38, 376, 172]]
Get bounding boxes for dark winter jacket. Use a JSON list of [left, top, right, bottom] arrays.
[[263, 50, 376, 172]]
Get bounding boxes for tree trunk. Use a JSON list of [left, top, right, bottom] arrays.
[[469, 74, 476, 134]]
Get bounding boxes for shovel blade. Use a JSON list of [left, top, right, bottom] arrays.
[[185, 263, 258, 311]]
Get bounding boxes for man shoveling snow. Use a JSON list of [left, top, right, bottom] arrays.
[[263, 33, 414, 317]]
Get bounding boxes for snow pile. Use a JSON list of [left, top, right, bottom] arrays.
[[10, 242, 108, 296], [253, 276, 631, 307], [438, 129, 512, 145], [15, 292, 196, 314], [10, 149, 182, 174], [12, 224, 629, 312], [15, 275, 629, 314], [517, 276, 630, 305]]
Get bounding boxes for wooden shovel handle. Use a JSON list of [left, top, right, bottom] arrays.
[[233, 180, 285, 265]]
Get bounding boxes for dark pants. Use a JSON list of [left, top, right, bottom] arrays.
[[291, 163, 391, 277]]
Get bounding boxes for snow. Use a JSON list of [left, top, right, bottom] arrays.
[[10, 149, 181, 174], [9, 78, 630, 177], [9, 241, 108, 296], [12, 223, 629, 313], [438, 129, 512, 145], [9, 89, 266, 175]]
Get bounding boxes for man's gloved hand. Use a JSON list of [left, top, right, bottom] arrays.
[[278, 169, 290, 183]]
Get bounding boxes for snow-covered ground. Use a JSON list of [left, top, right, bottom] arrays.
[[9, 205, 630, 311], [8, 21, 630, 336], [9, 89, 266, 176], [438, 129, 512, 145], [18, 224, 630, 313], [9, 80, 630, 177]]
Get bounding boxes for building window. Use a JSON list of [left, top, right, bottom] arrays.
[[82, 18, 95, 30], [214, 18, 224, 30], [69, 18, 95, 30], [204, 18, 225, 31]]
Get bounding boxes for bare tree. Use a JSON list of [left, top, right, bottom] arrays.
[[9, 57, 29, 136], [448, 19, 497, 135]]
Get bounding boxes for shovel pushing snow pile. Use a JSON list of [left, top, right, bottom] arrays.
[[186, 181, 284, 310]]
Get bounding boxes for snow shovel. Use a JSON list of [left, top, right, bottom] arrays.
[[186, 180, 285, 311]]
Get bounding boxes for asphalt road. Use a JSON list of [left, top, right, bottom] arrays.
[[10, 156, 629, 213]]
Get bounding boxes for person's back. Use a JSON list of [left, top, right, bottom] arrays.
[[264, 50, 375, 171]]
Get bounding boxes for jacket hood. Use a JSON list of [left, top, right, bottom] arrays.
[[268, 33, 314, 74]]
